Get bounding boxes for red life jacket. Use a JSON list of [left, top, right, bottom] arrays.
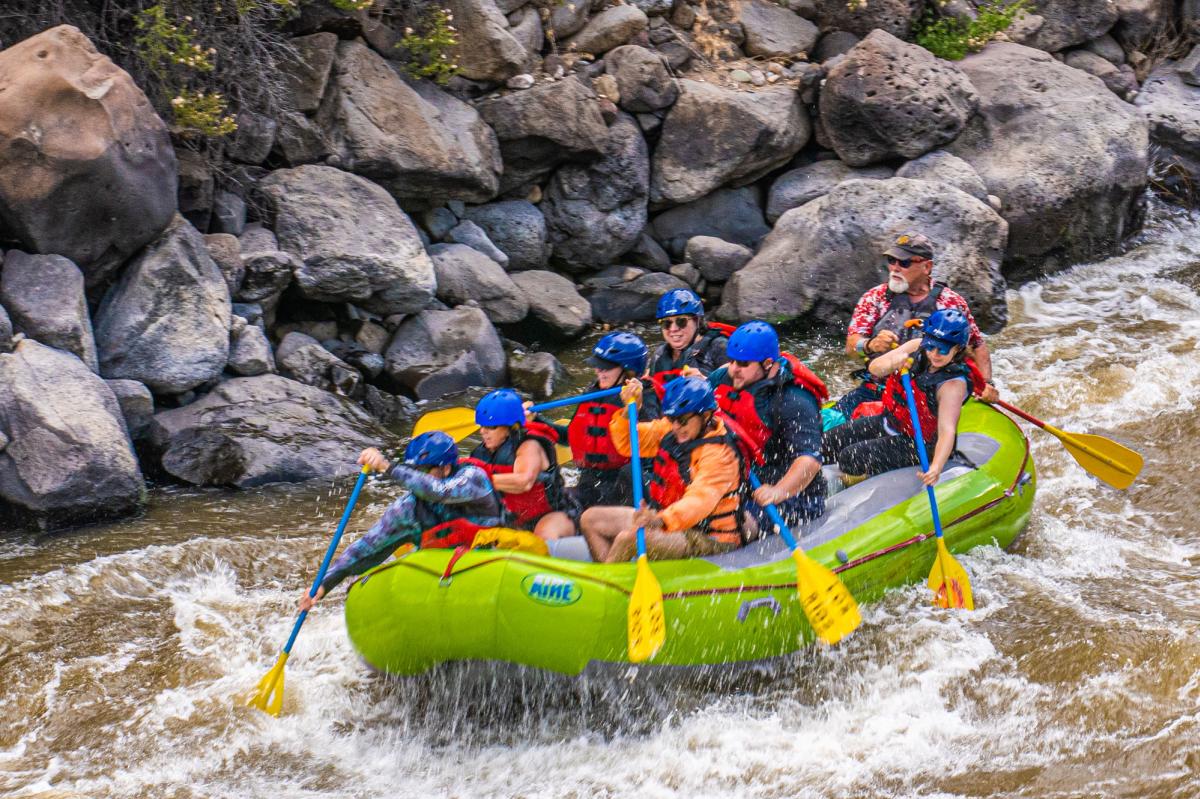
[[467, 420, 566, 527], [649, 322, 737, 400], [566, 380, 651, 471], [714, 352, 829, 457], [646, 426, 744, 542], [879, 354, 971, 440], [420, 519, 484, 549]]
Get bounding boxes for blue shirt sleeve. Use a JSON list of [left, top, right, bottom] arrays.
[[388, 464, 494, 505], [771, 385, 823, 462]]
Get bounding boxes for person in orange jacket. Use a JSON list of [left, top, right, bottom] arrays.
[[579, 376, 745, 562]]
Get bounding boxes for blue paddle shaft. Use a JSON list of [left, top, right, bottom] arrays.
[[899, 370, 945, 541], [282, 467, 370, 656], [748, 471, 799, 551], [626, 401, 649, 559], [531, 387, 621, 413]]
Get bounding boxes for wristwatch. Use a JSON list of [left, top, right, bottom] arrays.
[[856, 338, 869, 356]]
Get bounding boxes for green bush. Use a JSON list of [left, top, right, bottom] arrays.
[[915, 0, 1031, 61], [395, 6, 461, 85]]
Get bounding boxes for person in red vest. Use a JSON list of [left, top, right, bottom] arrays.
[[833, 231, 998, 420], [709, 321, 828, 529], [467, 388, 577, 541], [579, 376, 744, 562], [823, 308, 976, 485], [648, 288, 733, 397]]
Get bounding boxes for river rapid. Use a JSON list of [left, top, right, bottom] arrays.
[[2, 200, 1198, 799]]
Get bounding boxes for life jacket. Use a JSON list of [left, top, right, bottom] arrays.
[[419, 521, 548, 556], [646, 423, 744, 544], [567, 379, 653, 470], [714, 352, 829, 458], [650, 321, 736, 399], [879, 351, 971, 440], [467, 420, 567, 526], [873, 282, 947, 342]]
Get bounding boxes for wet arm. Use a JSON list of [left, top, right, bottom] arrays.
[[491, 439, 545, 493], [390, 464, 493, 505]]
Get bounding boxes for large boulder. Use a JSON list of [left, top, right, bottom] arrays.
[[895, 150, 988, 202], [430, 243, 529, 324], [259, 165, 436, 314], [0, 26, 177, 287], [318, 41, 501, 204], [1136, 63, 1200, 179], [383, 307, 507, 399], [148, 374, 388, 488], [740, 0, 820, 59], [509, 270, 593, 338], [720, 177, 1009, 332], [1113, 0, 1170, 46], [651, 80, 809, 206], [93, 215, 232, 395], [649, 186, 770, 256], [0, 251, 98, 371], [476, 77, 610, 193], [589, 271, 688, 322], [0, 304, 11, 353], [820, 31, 978, 167], [0, 339, 144, 530], [460, 200, 551, 271], [815, 0, 924, 38], [445, 0, 529, 82], [946, 43, 1148, 272], [561, 5, 649, 55], [275, 331, 360, 396], [280, 32, 338, 113], [543, 113, 650, 271], [767, 160, 893, 223], [105, 378, 154, 441], [604, 45, 679, 113], [684, 236, 753, 283], [1023, 0, 1120, 53]]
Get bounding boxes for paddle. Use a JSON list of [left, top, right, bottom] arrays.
[[246, 465, 371, 716], [988, 397, 1142, 490], [625, 400, 665, 662], [748, 472, 861, 644], [899, 366, 974, 611]]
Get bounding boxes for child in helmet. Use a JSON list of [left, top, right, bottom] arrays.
[[823, 308, 976, 486], [579, 376, 744, 562], [468, 388, 578, 541], [649, 288, 732, 386], [298, 432, 506, 611], [553, 332, 660, 508]]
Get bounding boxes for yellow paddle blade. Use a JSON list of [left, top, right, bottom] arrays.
[[927, 538, 974, 610], [627, 554, 665, 662], [245, 652, 289, 717], [1049, 426, 1143, 490], [554, 419, 573, 465], [411, 407, 479, 442], [792, 549, 862, 644]]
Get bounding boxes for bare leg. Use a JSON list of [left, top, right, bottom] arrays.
[[534, 511, 576, 541], [606, 528, 691, 563], [580, 506, 634, 561]]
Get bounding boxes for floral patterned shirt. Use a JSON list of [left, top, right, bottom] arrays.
[[847, 284, 985, 349]]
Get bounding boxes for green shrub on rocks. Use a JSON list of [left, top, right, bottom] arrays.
[[394, 6, 460, 85], [915, 0, 1030, 60]]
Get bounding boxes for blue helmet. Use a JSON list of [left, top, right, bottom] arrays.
[[726, 321, 780, 362], [475, 388, 525, 427], [661, 376, 718, 417], [924, 308, 970, 349], [586, 331, 648, 374], [404, 431, 458, 467], [656, 288, 704, 320]]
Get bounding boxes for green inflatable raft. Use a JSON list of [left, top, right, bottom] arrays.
[[343, 400, 1036, 676]]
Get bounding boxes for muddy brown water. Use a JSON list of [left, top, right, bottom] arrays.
[[2, 204, 1198, 798]]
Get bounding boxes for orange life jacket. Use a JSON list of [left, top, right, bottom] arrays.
[[646, 426, 744, 544]]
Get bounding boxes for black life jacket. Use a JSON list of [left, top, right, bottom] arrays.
[[880, 350, 971, 440], [873, 282, 947, 342], [650, 321, 736, 399], [466, 421, 567, 526]]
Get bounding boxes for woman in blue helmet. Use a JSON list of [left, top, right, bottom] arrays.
[[298, 432, 506, 611], [550, 332, 660, 508], [823, 308, 978, 486], [467, 388, 578, 541], [648, 289, 733, 394]]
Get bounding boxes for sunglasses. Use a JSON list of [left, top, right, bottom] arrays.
[[659, 316, 695, 330], [732, 359, 763, 369], [886, 256, 924, 268], [667, 413, 697, 427], [923, 337, 958, 356]]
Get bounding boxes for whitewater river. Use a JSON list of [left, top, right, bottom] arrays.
[[2, 202, 1198, 798]]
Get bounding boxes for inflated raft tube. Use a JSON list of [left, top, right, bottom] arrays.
[[344, 400, 1036, 676]]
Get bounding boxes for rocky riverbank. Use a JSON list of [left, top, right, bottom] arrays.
[[0, 0, 1196, 531]]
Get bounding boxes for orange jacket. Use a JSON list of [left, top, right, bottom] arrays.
[[609, 407, 741, 534]]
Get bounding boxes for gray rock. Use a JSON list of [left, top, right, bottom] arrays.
[[815, 0, 923, 38], [739, 0, 819, 59], [631, 0, 674, 15], [276, 331, 359, 395], [1177, 44, 1200, 87], [589, 271, 688, 322], [149, 374, 388, 488], [625, 232, 672, 272], [684, 236, 753, 282], [1025, 0, 1120, 53], [1114, 0, 1168, 48], [260, 165, 436, 314], [766, 160, 893, 222], [550, 0, 592, 39], [420, 207, 460, 241], [508, 351, 566, 399], [211, 191, 247, 237], [355, 320, 390, 354], [508, 8, 544, 57], [361, 384, 417, 427], [461, 200, 551, 271], [820, 31, 978, 167], [813, 30, 860, 62], [227, 112, 277, 165], [582, 264, 647, 290], [94, 215, 232, 395], [669, 262, 702, 287], [948, 43, 1148, 272], [562, 5, 649, 55], [232, 302, 264, 327], [104, 377, 154, 441], [384, 306, 507, 399], [543, 113, 650, 271], [509, 270, 593, 338], [721, 177, 1009, 332], [1136, 63, 1200, 179], [1065, 48, 1138, 98], [272, 111, 331, 166], [175, 148, 214, 235], [228, 324, 275, 377], [0, 251, 98, 371], [0, 305, 11, 353], [447, 220, 511, 268], [430, 243, 529, 324], [204, 233, 245, 298], [476, 77, 610, 193], [895, 151, 988, 202], [605, 45, 679, 113], [1084, 33, 1125, 65], [236, 249, 296, 303], [280, 32, 338, 113], [445, 0, 529, 82], [649, 186, 771, 256], [651, 80, 808, 206], [0, 340, 144, 529]]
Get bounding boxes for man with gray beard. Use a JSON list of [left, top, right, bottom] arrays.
[[831, 232, 998, 420]]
